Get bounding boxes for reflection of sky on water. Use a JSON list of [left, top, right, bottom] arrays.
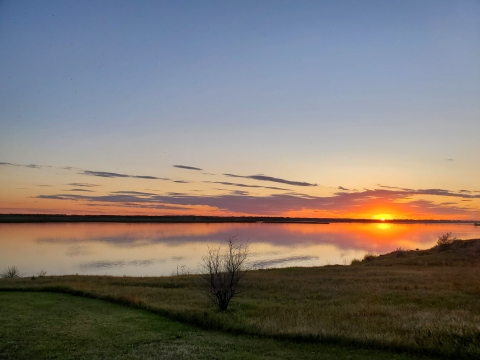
[[80, 258, 163, 270], [1, 223, 479, 276], [251, 255, 319, 269]]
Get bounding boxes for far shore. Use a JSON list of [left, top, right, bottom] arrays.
[[0, 213, 478, 224]]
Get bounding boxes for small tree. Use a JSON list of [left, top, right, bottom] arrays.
[[199, 236, 249, 311]]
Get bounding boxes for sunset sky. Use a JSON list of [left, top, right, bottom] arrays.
[[1, 1, 479, 220]]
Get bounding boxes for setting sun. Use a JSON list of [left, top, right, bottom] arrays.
[[373, 214, 393, 221]]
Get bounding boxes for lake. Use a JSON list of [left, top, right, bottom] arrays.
[[1, 222, 479, 277]]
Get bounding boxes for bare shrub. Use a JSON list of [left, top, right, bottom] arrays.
[[174, 264, 189, 276], [350, 258, 362, 266], [362, 253, 377, 262], [436, 232, 456, 248], [1, 266, 20, 278], [37, 270, 47, 277], [395, 247, 406, 258], [199, 236, 249, 311]]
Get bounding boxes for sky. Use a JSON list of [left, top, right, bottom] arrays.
[[1, 0, 479, 220]]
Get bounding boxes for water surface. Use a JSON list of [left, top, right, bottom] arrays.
[[1, 222, 479, 276]]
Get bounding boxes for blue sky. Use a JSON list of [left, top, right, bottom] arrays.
[[1, 1, 479, 218]]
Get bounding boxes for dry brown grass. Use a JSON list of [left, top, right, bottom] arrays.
[[360, 238, 480, 266]]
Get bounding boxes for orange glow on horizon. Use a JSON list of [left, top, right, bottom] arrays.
[[0, 189, 477, 220]]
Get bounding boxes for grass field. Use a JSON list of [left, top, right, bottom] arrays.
[[0, 292, 425, 360], [1, 266, 479, 358], [1, 239, 479, 359]]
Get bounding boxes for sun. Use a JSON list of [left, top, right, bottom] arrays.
[[373, 213, 393, 221]]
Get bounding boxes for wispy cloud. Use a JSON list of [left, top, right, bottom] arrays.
[[0, 162, 41, 169], [111, 191, 157, 196], [205, 181, 289, 191], [231, 190, 250, 196], [173, 165, 203, 171], [81, 170, 168, 180], [65, 189, 95, 192], [67, 183, 100, 187], [224, 173, 317, 187]]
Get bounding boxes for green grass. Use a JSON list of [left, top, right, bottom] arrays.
[[0, 292, 423, 360]]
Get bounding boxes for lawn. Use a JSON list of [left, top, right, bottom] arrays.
[[0, 292, 424, 360]]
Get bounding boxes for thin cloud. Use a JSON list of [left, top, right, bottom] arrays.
[[231, 190, 250, 196], [111, 191, 157, 196], [338, 186, 349, 191], [224, 173, 317, 187], [67, 183, 100, 187], [134, 175, 160, 179], [205, 181, 289, 191], [265, 186, 291, 191], [65, 189, 95, 192], [81, 170, 168, 180], [378, 185, 409, 191], [82, 170, 129, 178], [173, 165, 203, 171], [174, 180, 190, 183], [0, 162, 41, 169]]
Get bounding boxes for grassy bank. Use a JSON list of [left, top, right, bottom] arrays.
[[0, 292, 425, 359], [2, 262, 479, 358], [356, 238, 480, 266]]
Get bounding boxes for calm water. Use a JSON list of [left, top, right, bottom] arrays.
[[1, 222, 479, 276]]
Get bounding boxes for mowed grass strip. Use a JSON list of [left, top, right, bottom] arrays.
[[0, 292, 423, 360]]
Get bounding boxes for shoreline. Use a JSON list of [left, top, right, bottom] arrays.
[[0, 214, 478, 224]]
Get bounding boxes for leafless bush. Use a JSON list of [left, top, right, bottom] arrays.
[[395, 247, 406, 258], [37, 270, 47, 277], [1, 266, 20, 278], [350, 258, 362, 265], [363, 253, 377, 262], [436, 232, 456, 248], [174, 264, 189, 276], [199, 236, 249, 311]]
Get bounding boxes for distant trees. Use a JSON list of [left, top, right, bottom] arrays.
[[199, 236, 249, 311]]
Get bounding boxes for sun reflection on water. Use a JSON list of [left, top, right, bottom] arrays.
[[1, 222, 479, 276]]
